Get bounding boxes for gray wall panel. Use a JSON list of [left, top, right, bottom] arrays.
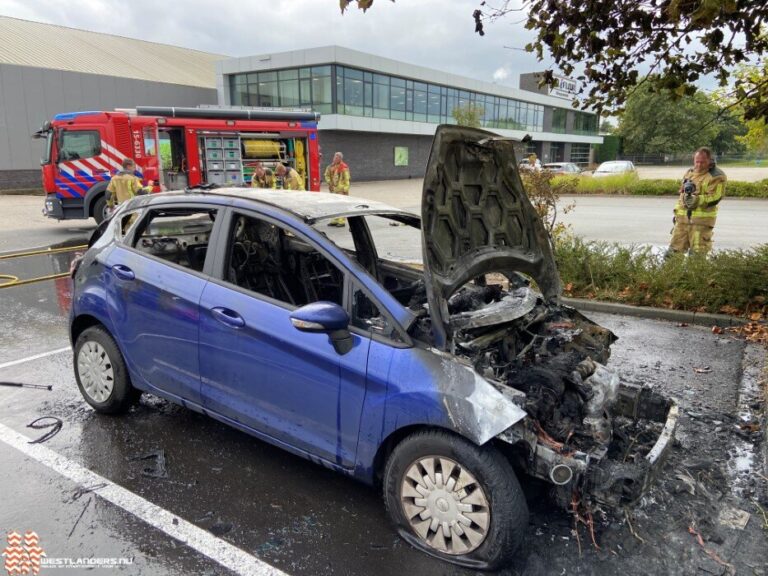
[[0, 64, 217, 186], [0, 66, 12, 170], [61, 70, 85, 112], [1, 65, 30, 168], [21, 67, 46, 164], [319, 131, 433, 182]]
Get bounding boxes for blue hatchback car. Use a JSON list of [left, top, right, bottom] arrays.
[[70, 126, 676, 569]]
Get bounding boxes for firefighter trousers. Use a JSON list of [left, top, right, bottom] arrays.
[[669, 218, 714, 254]]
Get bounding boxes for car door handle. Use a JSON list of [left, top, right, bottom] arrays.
[[210, 307, 245, 328], [111, 264, 135, 281]]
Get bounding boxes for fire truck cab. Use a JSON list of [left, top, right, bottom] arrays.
[[35, 106, 321, 223]]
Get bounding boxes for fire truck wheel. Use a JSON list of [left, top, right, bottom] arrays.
[[74, 326, 139, 414], [93, 195, 108, 224]]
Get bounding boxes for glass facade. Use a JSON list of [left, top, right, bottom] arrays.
[[573, 111, 598, 136], [226, 64, 598, 134]]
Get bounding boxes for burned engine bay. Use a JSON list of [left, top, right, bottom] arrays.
[[404, 273, 678, 507]]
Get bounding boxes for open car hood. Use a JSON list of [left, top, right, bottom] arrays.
[[422, 126, 561, 349]]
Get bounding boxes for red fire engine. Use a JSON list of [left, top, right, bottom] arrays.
[[35, 106, 321, 223]]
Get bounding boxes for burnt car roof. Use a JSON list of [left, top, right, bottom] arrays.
[[129, 189, 419, 225]]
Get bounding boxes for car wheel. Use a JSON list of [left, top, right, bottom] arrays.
[[74, 326, 138, 414], [383, 430, 528, 569], [92, 195, 108, 224]]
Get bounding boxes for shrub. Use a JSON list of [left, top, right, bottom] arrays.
[[551, 175, 768, 198], [554, 236, 768, 316]]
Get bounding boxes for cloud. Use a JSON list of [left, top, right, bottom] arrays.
[[493, 67, 510, 83]]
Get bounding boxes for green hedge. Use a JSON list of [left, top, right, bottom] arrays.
[[554, 236, 768, 315], [553, 176, 768, 198]]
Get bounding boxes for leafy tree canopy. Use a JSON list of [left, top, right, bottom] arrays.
[[451, 104, 484, 128], [616, 81, 744, 155], [475, 0, 768, 122]]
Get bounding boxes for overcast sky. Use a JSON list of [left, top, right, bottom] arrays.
[[0, 0, 551, 88]]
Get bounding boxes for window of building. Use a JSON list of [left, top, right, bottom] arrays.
[[552, 108, 567, 134], [570, 143, 591, 164], [573, 111, 598, 135]]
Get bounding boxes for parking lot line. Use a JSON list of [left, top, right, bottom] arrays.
[[0, 422, 290, 576], [0, 346, 71, 370]]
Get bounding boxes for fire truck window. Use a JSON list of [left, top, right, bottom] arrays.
[[59, 130, 101, 161], [225, 213, 344, 308], [132, 208, 216, 272], [143, 127, 157, 157]]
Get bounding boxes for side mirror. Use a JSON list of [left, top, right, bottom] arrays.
[[289, 301, 353, 355]]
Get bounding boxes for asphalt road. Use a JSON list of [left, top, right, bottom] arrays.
[[3, 180, 768, 255]]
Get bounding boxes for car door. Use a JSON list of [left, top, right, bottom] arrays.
[[106, 204, 218, 406], [198, 209, 371, 467]]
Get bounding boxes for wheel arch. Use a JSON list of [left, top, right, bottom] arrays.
[[70, 314, 105, 345], [371, 424, 472, 489], [84, 181, 109, 218]]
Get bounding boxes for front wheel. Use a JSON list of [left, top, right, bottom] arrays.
[[74, 326, 138, 414], [383, 430, 528, 570]]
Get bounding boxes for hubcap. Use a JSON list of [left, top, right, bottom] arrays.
[[77, 341, 115, 403], [400, 456, 490, 555]]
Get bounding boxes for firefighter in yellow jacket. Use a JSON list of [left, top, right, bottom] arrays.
[[274, 163, 304, 191], [324, 152, 350, 227], [668, 147, 726, 255], [106, 158, 153, 212]]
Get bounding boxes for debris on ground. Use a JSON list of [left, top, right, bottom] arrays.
[[26, 416, 62, 443], [129, 449, 169, 478], [1, 381, 52, 390]]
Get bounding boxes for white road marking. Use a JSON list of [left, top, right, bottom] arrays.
[[0, 422, 289, 576], [0, 347, 71, 370]]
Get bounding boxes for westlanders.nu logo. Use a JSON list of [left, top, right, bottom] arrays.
[[2, 531, 133, 573], [2, 531, 45, 576]]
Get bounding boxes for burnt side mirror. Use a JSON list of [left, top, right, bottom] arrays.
[[290, 302, 353, 355]]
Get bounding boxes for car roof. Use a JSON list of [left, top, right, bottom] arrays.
[[131, 188, 419, 224]]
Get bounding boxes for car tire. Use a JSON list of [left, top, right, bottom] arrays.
[[92, 195, 108, 224], [74, 326, 138, 414], [383, 429, 528, 570]]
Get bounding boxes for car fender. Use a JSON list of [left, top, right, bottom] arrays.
[[385, 347, 526, 446]]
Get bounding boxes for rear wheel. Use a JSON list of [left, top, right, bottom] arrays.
[[74, 326, 138, 414], [92, 195, 108, 224], [383, 430, 528, 569]]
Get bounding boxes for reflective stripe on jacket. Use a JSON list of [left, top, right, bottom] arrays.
[[106, 171, 149, 208], [324, 162, 350, 193], [673, 166, 726, 225]]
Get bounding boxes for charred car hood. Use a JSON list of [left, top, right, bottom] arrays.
[[422, 126, 561, 349]]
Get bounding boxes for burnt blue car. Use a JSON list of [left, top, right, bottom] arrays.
[[70, 126, 677, 569]]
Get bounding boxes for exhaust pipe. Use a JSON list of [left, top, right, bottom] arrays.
[[549, 464, 574, 486]]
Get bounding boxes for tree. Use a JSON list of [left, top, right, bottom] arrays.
[[471, 1, 768, 123], [717, 61, 768, 155], [599, 118, 616, 134], [616, 81, 746, 155], [451, 104, 484, 128]]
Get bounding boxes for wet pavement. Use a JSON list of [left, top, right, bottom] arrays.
[[0, 232, 766, 576]]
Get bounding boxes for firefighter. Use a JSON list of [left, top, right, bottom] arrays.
[[668, 147, 726, 255], [324, 152, 350, 227], [250, 162, 274, 188], [274, 163, 304, 191], [106, 158, 153, 213]]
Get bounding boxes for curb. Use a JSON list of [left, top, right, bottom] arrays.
[[0, 189, 44, 196], [562, 297, 747, 328]]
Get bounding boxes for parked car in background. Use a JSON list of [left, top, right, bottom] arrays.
[[69, 126, 676, 570], [542, 162, 582, 175], [592, 160, 637, 178], [518, 157, 542, 171]]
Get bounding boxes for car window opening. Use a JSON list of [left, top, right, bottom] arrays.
[[226, 214, 343, 307], [133, 208, 216, 272]]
